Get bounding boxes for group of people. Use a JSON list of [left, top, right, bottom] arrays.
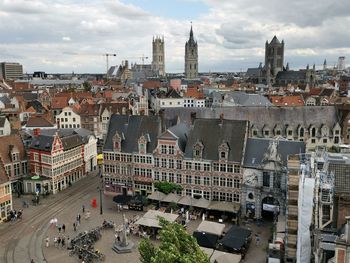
[[7, 209, 23, 221], [46, 235, 69, 249]]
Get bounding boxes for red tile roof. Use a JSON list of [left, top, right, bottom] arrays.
[[51, 97, 68, 109], [270, 95, 304, 107], [26, 115, 54, 127], [184, 87, 205, 99]]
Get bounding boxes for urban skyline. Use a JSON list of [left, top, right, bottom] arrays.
[[0, 0, 349, 73]]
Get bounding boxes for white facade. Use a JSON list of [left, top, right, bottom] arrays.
[[0, 117, 11, 137], [84, 135, 98, 173], [101, 108, 111, 140], [56, 107, 81, 129]]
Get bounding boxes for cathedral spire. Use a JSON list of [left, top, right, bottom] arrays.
[[189, 22, 194, 41]]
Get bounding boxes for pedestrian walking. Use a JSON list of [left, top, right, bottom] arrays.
[[76, 215, 80, 226], [61, 236, 65, 248], [82, 205, 85, 213], [57, 236, 61, 248], [73, 222, 76, 231], [78, 214, 81, 223], [53, 236, 57, 247], [62, 224, 66, 232], [58, 224, 61, 233], [255, 234, 260, 246], [45, 236, 50, 248]]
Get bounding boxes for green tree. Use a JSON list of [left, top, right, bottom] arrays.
[[154, 181, 183, 195], [139, 218, 209, 263], [83, 81, 92, 92]]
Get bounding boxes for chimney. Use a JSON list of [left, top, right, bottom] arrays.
[[345, 216, 350, 243], [33, 128, 41, 137]]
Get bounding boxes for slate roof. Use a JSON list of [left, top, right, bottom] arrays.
[[0, 96, 11, 104], [22, 93, 38, 101], [30, 133, 83, 152], [243, 138, 306, 168], [246, 68, 262, 77], [51, 97, 68, 109], [163, 107, 339, 133], [159, 123, 189, 152], [276, 70, 306, 81], [104, 115, 162, 153], [184, 119, 248, 162], [225, 92, 272, 107]]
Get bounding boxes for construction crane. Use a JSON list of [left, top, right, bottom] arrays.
[[104, 53, 117, 80]]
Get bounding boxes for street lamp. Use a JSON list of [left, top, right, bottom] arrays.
[[98, 178, 103, 215]]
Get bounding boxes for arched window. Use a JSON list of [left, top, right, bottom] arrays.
[[299, 127, 304, 137], [311, 127, 316, 137]]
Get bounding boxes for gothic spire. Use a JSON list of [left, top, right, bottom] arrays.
[[189, 22, 194, 41]]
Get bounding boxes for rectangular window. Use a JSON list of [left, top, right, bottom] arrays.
[[234, 165, 240, 173], [161, 172, 167, 181], [186, 175, 192, 184], [213, 163, 219, 171], [154, 171, 159, 181], [169, 173, 174, 182], [185, 162, 192, 170], [154, 158, 159, 167], [226, 193, 233, 202], [234, 178, 240, 188], [212, 191, 219, 201], [176, 174, 182, 184], [288, 130, 293, 136], [263, 172, 270, 187], [161, 159, 167, 168], [169, 159, 174, 169], [168, 145, 174, 155], [161, 145, 167, 154], [204, 164, 210, 171], [186, 189, 192, 196], [34, 153, 39, 161], [227, 178, 233, 187], [220, 164, 226, 172], [203, 191, 210, 200], [233, 193, 240, 202], [204, 177, 210, 186], [220, 177, 226, 187], [195, 163, 200, 171], [213, 177, 219, 186], [227, 164, 233, 173], [195, 176, 200, 185], [176, 160, 182, 169]]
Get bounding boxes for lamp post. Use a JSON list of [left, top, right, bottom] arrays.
[[98, 178, 103, 215]]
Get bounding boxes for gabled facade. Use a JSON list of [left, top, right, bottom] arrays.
[[29, 131, 85, 194], [56, 106, 81, 129], [0, 116, 11, 136]]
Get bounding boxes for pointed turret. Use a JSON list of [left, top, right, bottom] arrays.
[[286, 62, 290, 71]]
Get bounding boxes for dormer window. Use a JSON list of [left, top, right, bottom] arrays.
[[138, 135, 147, 154], [218, 142, 229, 161], [113, 132, 122, 152], [12, 152, 19, 162], [193, 140, 203, 160]]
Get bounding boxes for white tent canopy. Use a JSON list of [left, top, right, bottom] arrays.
[[200, 247, 241, 263], [197, 221, 226, 236], [135, 210, 179, 228]]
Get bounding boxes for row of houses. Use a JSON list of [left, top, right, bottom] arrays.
[[102, 114, 305, 220]]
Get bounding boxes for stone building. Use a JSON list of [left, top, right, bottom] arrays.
[[185, 25, 198, 79], [163, 107, 341, 151], [103, 114, 248, 214], [265, 36, 284, 78], [242, 138, 305, 220], [28, 130, 85, 194], [152, 36, 165, 77]]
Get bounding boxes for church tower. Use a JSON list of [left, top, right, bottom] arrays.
[[152, 36, 165, 77], [265, 36, 284, 77], [185, 25, 198, 79]]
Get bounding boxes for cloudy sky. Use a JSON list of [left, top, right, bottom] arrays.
[[0, 0, 349, 73]]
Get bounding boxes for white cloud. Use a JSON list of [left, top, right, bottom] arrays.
[[0, 0, 349, 73]]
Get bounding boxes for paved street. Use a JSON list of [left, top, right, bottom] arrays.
[[0, 175, 272, 263]]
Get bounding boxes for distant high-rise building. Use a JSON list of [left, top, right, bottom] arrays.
[[323, 59, 327, 70], [265, 36, 284, 77], [338, 56, 346, 71], [185, 25, 198, 79], [152, 36, 165, 77], [0, 62, 23, 80]]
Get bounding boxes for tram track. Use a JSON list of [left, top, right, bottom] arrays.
[[1, 175, 100, 263]]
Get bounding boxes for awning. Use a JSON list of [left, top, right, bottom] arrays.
[[193, 197, 211, 209], [193, 232, 218, 249], [208, 201, 240, 213], [178, 195, 195, 206], [196, 221, 225, 236], [162, 193, 181, 203], [147, 191, 166, 201], [135, 209, 179, 228]]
